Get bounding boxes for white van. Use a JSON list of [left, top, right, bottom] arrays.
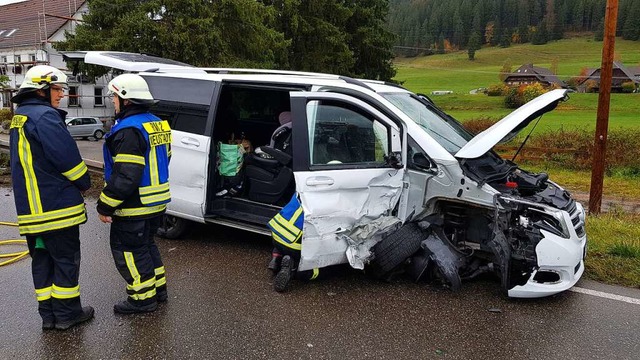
[[68, 51, 587, 298]]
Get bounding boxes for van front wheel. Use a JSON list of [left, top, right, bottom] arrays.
[[157, 215, 189, 239]]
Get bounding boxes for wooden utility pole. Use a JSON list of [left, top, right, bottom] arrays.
[[589, 0, 619, 214]]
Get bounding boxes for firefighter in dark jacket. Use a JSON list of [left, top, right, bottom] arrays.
[[97, 74, 171, 314], [10, 65, 94, 330]]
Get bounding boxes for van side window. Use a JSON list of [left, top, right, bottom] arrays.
[[307, 100, 389, 166], [151, 103, 208, 135], [172, 112, 207, 135]]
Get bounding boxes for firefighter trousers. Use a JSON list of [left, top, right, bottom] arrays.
[[27, 226, 83, 323], [110, 216, 166, 305], [272, 243, 323, 282]]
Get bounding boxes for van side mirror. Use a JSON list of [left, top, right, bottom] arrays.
[[384, 152, 404, 169], [412, 153, 437, 173]]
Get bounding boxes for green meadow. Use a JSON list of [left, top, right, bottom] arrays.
[[394, 36, 640, 133]]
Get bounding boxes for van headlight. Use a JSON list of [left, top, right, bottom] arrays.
[[530, 208, 570, 239], [576, 202, 586, 223]]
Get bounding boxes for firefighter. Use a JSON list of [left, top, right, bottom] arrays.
[[268, 194, 321, 292], [9, 65, 94, 330], [97, 74, 170, 314]]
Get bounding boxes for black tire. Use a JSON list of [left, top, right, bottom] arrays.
[[93, 129, 104, 140], [156, 215, 189, 239], [369, 223, 425, 278]]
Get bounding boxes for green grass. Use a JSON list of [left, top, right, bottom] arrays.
[[394, 37, 640, 133], [585, 212, 640, 288], [395, 36, 640, 94], [523, 164, 640, 199]]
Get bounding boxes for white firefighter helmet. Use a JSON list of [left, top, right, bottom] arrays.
[[20, 65, 69, 90], [11, 65, 68, 103], [108, 74, 156, 105]]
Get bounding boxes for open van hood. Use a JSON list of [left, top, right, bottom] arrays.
[[455, 89, 568, 159], [61, 51, 204, 73]]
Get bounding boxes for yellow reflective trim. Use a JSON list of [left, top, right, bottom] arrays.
[[154, 266, 165, 276], [155, 277, 167, 287], [139, 182, 170, 195], [10, 115, 27, 129], [18, 127, 42, 214], [99, 192, 123, 207], [272, 232, 301, 251], [62, 161, 88, 181], [51, 284, 80, 299], [290, 206, 303, 223], [269, 220, 298, 242], [149, 148, 159, 186], [114, 153, 145, 165], [273, 214, 301, 237], [129, 288, 157, 301], [124, 251, 141, 285], [18, 203, 85, 223], [310, 268, 320, 280], [19, 212, 87, 235], [114, 204, 166, 217], [35, 286, 52, 301], [126, 277, 156, 292], [140, 192, 171, 205]]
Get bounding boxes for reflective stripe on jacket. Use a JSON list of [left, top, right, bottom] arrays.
[[99, 112, 171, 219], [268, 194, 304, 251], [9, 98, 90, 235]]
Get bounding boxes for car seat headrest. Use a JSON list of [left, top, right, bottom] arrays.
[[278, 111, 292, 126]]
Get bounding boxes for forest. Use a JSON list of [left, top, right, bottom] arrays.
[[388, 0, 640, 56]]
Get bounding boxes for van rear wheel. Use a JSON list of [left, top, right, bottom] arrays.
[[157, 215, 189, 239]]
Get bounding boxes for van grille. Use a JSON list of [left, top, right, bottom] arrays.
[[565, 199, 585, 238]]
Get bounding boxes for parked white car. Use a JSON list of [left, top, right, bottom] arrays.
[[66, 116, 105, 140], [67, 51, 587, 298]]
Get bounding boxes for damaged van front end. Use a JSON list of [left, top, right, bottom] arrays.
[[373, 88, 587, 298]]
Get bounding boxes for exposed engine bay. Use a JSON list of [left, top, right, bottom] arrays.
[[373, 151, 584, 295]]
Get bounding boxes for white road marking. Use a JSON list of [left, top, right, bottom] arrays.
[[570, 287, 640, 305]]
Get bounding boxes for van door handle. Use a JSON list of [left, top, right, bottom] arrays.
[[306, 177, 334, 186], [180, 137, 200, 147]]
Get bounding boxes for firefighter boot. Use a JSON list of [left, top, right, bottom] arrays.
[[114, 299, 158, 314], [156, 288, 168, 303], [55, 306, 95, 331], [268, 249, 282, 273], [274, 255, 294, 292]]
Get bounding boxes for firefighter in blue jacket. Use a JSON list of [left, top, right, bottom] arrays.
[[97, 74, 170, 314], [268, 194, 321, 292], [10, 65, 94, 330]]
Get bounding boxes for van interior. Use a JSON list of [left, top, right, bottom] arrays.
[[152, 83, 305, 227]]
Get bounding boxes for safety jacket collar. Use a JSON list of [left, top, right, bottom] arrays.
[[114, 105, 150, 122], [18, 97, 68, 118]]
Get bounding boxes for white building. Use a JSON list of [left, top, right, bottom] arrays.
[[0, 0, 114, 120]]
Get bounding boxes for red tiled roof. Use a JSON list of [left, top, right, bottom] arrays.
[[0, 0, 85, 50]]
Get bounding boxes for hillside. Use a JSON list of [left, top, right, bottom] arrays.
[[393, 36, 640, 133]]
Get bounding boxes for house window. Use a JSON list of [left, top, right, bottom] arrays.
[[94, 87, 104, 107], [1, 56, 6, 63], [15, 55, 21, 63], [68, 86, 79, 107], [29, 54, 36, 62], [12, 65, 22, 74], [0, 65, 6, 75]]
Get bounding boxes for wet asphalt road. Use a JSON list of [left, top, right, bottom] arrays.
[[1, 188, 640, 359]]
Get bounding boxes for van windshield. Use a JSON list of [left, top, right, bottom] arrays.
[[381, 92, 472, 154]]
